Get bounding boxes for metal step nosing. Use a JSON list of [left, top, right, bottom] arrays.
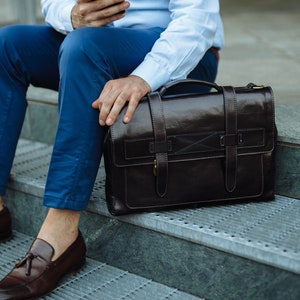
[[9, 171, 300, 275], [110, 209, 300, 275]]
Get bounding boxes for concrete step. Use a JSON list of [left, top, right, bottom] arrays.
[[0, 0, 42, 26], [275, 104, 300, 199], [6, 138, 300, 300], [0, 232, 202, 300]]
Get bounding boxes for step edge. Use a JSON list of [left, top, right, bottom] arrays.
[[91, 197, 300, 275], [8, 177, 300, 275], [0, 231, 202, 300]]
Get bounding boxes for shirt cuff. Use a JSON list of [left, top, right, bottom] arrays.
[[59, 3, 75, 33], [131, 58, 171, 92]]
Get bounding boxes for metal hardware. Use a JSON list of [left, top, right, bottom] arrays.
[[153, 159, 157, 177], [220, 133, 243, 147], [247, 83, 265, 89]]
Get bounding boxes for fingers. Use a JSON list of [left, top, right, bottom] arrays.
[[100, 88, 128, 126], [102, 92, 141, 126], [87, 0, 127, 12], [104, 97, 136, 126], [92, 76, 151, 126], [92, 80, 123, 126], [123, 97, 140, 124], [83, 10, 127, 28], [97, 82, 133, 126], [72, 0, 130, 28]]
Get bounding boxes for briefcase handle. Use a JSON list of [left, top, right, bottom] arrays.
[[159, 79, 223, 96]]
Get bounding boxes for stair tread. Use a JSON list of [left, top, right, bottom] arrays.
[[276, 104, 300, 145], [0, 231, 202, 300], [8, 139, 300, 274]]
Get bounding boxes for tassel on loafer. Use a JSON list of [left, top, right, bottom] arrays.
[[0, 231, 86, 300]]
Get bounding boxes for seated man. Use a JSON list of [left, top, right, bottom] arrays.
[[0, 0, 224, 298]]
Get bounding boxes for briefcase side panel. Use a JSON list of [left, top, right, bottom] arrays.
[[104, 139, 130, 215]]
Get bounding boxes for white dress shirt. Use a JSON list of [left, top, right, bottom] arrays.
[[41, 0, 224, 91]]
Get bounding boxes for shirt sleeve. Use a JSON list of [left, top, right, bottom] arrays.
[[131, 0, 222, 91], [40, 0, 76, 34]]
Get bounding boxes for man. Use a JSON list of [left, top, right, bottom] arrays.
[[0, 0, 224, 298]]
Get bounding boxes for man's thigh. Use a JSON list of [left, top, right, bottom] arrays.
[[0, 25, 65, 91], [61, 26, 164, 80]]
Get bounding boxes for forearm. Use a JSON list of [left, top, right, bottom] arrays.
[[131, 0, 224, 91]]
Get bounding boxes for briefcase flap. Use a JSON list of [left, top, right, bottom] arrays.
[[107, 84, 275, 168]]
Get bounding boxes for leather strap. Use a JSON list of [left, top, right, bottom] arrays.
[[148, 87, 238, 195], [222, 86, 238, 192], [148, 92, 168, 197]]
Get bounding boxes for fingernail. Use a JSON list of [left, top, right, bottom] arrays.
[[100, 120, 105, 126], [106, 118, 113, 126], [124, 116, 130, 123]]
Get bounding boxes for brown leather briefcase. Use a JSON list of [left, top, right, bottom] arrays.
[[103, 79, 276, 215]]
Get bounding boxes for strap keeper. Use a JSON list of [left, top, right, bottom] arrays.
[[149, 141, 172, 153], [220, 133, 243, 147]]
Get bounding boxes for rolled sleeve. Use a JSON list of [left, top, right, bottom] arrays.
[[41, 0, 76, 34], [131, 0, 223, 91]]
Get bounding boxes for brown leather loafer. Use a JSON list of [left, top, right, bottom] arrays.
[[0, 231, 86, 300], [0, 206, 12, 241]]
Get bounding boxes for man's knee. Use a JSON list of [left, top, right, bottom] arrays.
[[0, 25, 22, 56], [59, 27, 116, 66], [59, 28, 95, 63], [58, 27, 115, 82], [0, 25, 32, 76], [0, 25, 61, 62]]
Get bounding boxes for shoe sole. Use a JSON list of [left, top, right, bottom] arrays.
[[68, 257, 86, 275], [26, 257, 87, 300]]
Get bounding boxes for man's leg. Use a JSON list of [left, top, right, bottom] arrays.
[[1, 24, 219, 299], [0, 24, 64, 247], [37, 26, 219, 260], [36, 26, 164, 259], [0, 25, 64, 202]]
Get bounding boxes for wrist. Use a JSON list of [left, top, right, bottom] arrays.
[[129, 75, 151, 93]]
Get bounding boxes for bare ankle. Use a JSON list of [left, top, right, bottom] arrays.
[[0, 197, 4, 211], [37, 208, 82, 260]]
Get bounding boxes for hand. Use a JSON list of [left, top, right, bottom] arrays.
[[92, 75, 151, 126], [72, 0, 130, 29]]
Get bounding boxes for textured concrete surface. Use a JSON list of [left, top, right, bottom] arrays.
[[0, 232, 203, 300], [218, 0, 300, 105], [6, 139, 300, 299], [218, 0, 300, 201]]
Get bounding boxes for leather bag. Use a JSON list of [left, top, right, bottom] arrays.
[[103, 79, 276, 215]]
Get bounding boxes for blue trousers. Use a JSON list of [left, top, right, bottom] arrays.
[[0, 25, 218, 211]]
